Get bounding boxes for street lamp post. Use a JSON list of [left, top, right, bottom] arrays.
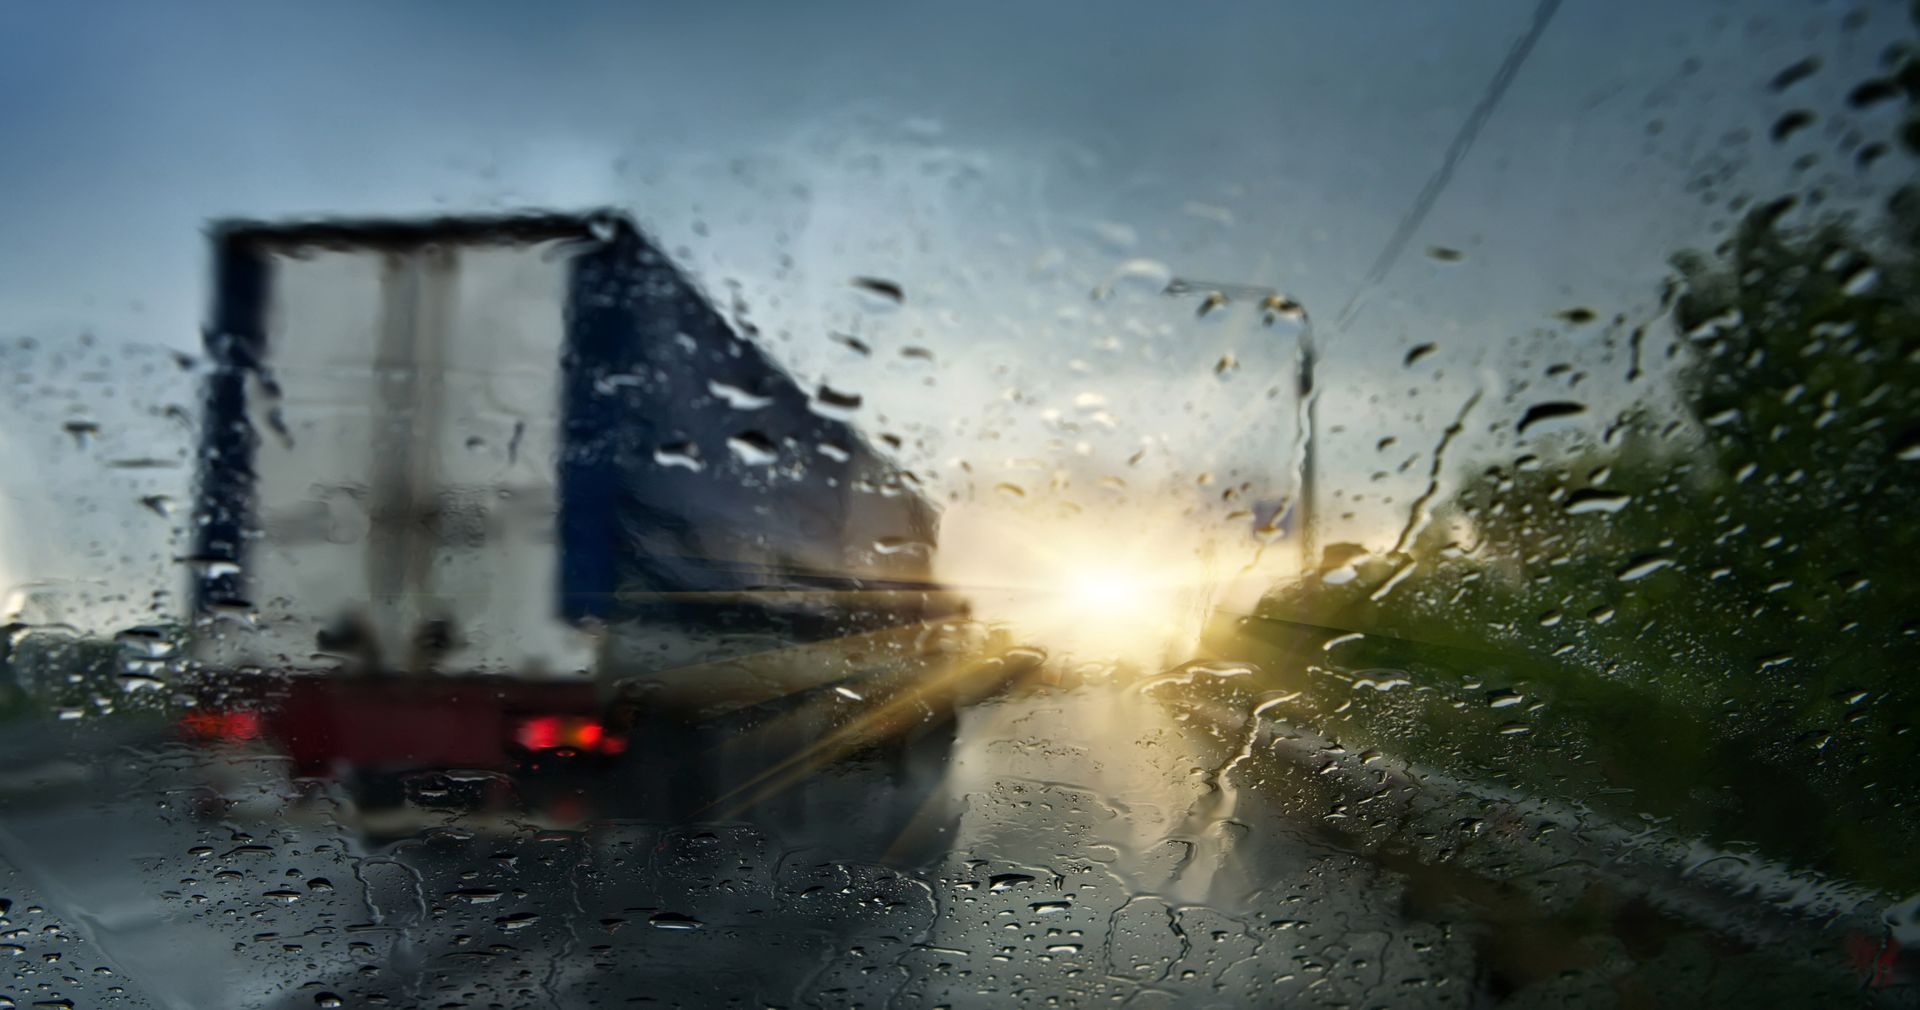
[[1167, 279, 1318, 572], [1296, 325, 1318, 575]]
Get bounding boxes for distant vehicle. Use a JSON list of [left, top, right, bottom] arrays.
[[181, 211, 962, 843]]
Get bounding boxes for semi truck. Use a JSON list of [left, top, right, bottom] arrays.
[[181, 211, 967, 845]]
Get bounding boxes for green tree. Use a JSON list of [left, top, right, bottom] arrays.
[[1244, 188, 1920, 892]]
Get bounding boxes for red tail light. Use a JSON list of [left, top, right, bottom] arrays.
[[514, 716, 624, 755], [179, 709, 263, 742]]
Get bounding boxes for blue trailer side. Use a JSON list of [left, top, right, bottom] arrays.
[[560, 216, 940, 630], [192, 210, 941, 665]]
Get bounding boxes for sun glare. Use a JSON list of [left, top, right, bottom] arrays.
[[933, 500, 1238, 672]]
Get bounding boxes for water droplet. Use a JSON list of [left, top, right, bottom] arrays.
[[1516, 401, 1586, 435], [1563, 488, 1631, 514], [813, 384, 862, 419], [62, 420, 100, 447], [707, 380, 772, 411], [988, 873, 1035, 892], [1841, 266, 1880, 296], [1404, 343, 1437, 367], [592, 371, 645, 395], [849, 276, 904, 304], [1615, 554, 1675, 581], [1701, 407, 1741, 428], [1190, 660, 1255, 679], [179, 556, 242, 579], [1684, 307, 1743, 343], [873, 536, 931, 556], [1488, 690, 1525, 709], [1771, 109, 1815, 142], [1768, 57, 1820, 92], [1426, 246, 1464, 263], [654, 442, 704, 471], [727, 431, 778, 466], [1260, 294, 1306, 325], [830, 332, 871, 355], [314, 994, 344, 1009], [1848, 78, 1899, 109], [1029, 901, 1072, 915], [649, 911, 703, 931], [262, 889, 302, 904]]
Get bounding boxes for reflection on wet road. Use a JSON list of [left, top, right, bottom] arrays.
[[1, 655, 1890, 1009]]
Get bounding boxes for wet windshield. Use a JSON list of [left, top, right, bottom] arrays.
[[3, 2, 1919, 1007]]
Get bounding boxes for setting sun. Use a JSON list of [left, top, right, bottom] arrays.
[[933, 499, 1237, 671]]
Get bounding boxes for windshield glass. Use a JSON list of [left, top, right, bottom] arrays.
[[3, 2, 1918, 1007]]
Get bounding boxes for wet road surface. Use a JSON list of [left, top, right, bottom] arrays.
[[0, 658, 1903, 1009]]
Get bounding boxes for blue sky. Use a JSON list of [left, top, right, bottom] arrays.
[[0, 0, 1905, 627]]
